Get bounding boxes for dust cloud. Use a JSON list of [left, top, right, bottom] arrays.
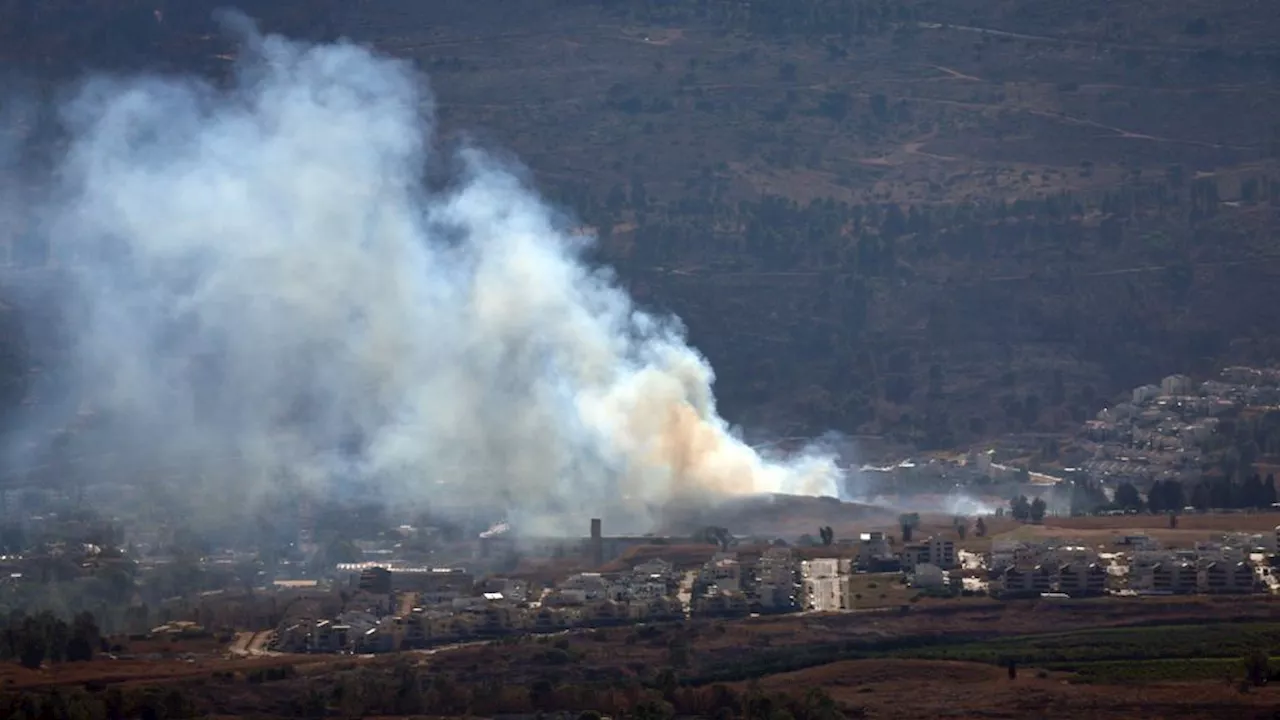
[[1, 16, 844, 535]]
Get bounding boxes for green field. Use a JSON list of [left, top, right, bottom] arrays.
[[876, 622, 1280, 684], [693, 622, 1280, 686], [887, 623, 1280, 664]]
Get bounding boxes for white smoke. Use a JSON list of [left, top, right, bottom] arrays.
[[9, 18, 843, 535]]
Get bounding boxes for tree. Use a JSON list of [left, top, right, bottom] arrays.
[[1148, 479, 1166, 514], [899, 513, 920, 542], [17, 632, 44, 670], [1191, 482, 1211, 511], [1115, 482, 1142, 511], [1244, 650, 1269, 687], [818, 526, 834, 546], [1010, 495, 1031, 522], [1029, 497, 1047, 524]]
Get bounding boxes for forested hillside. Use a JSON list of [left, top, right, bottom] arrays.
[[1, 0, 1278, 452]]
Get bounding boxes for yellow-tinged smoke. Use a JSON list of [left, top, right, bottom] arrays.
[[11, 13, 844, 534]]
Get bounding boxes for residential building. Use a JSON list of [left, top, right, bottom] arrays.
[[1161, 374, 1194, 397], [700, 556, 742, 593], [926, 537, 958, 569], [804, 575, 851, 611], [856, 532, 892, 571], [1204, 562, 1259, 594], [900, 544, 928, 571], [1057, 563, 1106, 596], [1150, 562, 1197, 594], [1031, 565, 1055, 593], [1132, 385, 1160, 404]]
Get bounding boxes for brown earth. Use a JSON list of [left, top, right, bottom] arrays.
[[747, 659, 1280, 719]]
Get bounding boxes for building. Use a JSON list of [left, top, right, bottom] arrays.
[[1204, 562, 1259, 594], [1031, 565, 1055, 593], [1057, 563, 1106, 596], [755, 548, 798, 610], [925, 537, 957, 569], [1161, 374, 1194, 397], [804, 576, 851, 611], [999, 567, 1033, 594], [358, 566, 392, 595], [391, 568, 475, 603], [1150, 562, 1197, 594], [701, 555, 742, 593], [856, 532, 892, 571], [1132, 385, 1161, 404], [900, 544, 928, 571]]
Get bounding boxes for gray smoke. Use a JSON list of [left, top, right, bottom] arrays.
[[4, 19, 843, 535]]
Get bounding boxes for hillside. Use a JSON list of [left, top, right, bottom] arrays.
[[1, 0, 1278, 452]]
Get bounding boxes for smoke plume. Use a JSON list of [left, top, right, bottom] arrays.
[[4, 18, 843, 535]]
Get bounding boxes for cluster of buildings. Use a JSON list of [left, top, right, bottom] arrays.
[[1081, 367, 1280, 486], [273, 557, 688, 654], [266, 518, 1280, 655], [988, 531, 1277, 597]]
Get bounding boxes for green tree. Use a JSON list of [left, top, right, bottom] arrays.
[[1244, 650, 1269, 687], [1009, 495, 1031, 522], [1029, 497, 1047, 524], [1115, 482, 1142, 511]]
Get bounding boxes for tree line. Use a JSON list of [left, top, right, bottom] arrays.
[[1113, 474, 1278, 514], [0, 610, 102, 670]]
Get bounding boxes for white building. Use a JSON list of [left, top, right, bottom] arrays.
[[700, 556, 742, 593], [804, 576, 851, 611], [1161, 374, 1194, 397], [1132, 385, 1161, 405]]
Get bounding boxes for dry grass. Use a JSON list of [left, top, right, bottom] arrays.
[[747, 659, 1280, 719]]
